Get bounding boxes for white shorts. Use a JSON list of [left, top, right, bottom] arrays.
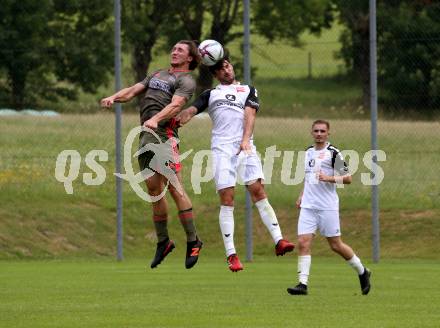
[[211, 141, 264, 191], [298, 208, 341, 237]]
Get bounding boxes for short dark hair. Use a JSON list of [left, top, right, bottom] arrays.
[[208, 48, 230, 75], [312, 119, 330, 130], [177, 40, 200, 70]]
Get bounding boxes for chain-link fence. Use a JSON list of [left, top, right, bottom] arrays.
[[1, 1, 439, 259]]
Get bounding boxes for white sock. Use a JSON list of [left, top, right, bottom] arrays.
[[347, 254, 365, 275], [219, 205, 236, 257], [255, 198, 283, 244], [298, 255, 311, 285]]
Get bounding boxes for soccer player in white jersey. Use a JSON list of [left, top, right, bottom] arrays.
[[287, 120, 371, 295], [177, 56, 295, 272]]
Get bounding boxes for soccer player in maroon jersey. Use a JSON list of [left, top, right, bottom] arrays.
[[101, 41, 202, 269]]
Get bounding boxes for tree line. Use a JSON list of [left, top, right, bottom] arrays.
[[1, 0, 439, 111]]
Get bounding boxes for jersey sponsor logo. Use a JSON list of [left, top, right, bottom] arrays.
[[225, 94, 236, 101], [216, 100, 244, 110], [309, 159, 315, 167], [149, 77, 172, 94]]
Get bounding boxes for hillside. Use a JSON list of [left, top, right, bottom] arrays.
[[1, 114, 439, 259]]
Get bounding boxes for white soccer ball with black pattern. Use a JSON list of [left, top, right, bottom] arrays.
[[198, 40, 224, 66]]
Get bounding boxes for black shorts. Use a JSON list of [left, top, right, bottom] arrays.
[[137, 120, 181, 174]]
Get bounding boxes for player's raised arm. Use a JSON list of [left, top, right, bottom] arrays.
[[144, 95, 188, 129], [100, 83, 146, 108], [176, 88, 211, 126]]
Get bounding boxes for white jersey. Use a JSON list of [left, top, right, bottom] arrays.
[[192, 83, 259, 145], [301, 142, 349, 210]]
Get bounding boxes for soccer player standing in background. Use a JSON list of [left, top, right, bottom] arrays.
[[287, 120, 371, 295], [101, 40, 203, 270], [177, 56, 295, 272]]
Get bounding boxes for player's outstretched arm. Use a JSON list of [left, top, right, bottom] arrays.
[[176, 106, 198, 126], [100, 83, 146, 108], [144, 95, 188, 129]]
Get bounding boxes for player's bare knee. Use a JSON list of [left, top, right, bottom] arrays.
[[220, 195, 234, 207], [247, 180, 266, 201], [218, 188, 234, 206], [145, 179, 163, 195], [298, 235, 312, 252], [251, 189, 266, 202], [147, 186, 163, 196]]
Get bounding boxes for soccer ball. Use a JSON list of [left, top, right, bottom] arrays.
[[198, 40, 224, 66]]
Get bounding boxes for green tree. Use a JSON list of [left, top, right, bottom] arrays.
[[253, 0, 333, 45], [199, 0, 242, 93], [378, 1, 440, 110], [149, 0, 242, 93], [123, 0, 337, 98], [0, 0, 113, 109], [122, 0, 173, 84], [0, 0, 51, 108], [334, 0, 440, 111], [333, 0, 370, 108], [160, 0, 207, 93]]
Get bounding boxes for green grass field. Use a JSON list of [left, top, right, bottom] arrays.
[[0, 114, 439, 259], [2, 20, 440, 328], [1, 257, 439, 328]]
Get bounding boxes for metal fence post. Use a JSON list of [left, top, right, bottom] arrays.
[[243, 0, 253, 262], [370, 0, 380, 263], [114, 0, 123, 261]]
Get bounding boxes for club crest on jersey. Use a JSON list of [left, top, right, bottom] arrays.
[[225, 94, 236, 101], [309, 159, 315, 167], [236, 86, 245, 92]]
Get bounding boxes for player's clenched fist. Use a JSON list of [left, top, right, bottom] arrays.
[[100, 97, 115, 108], [175, 108, 194, 126], [295, 196, 302, 209]]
